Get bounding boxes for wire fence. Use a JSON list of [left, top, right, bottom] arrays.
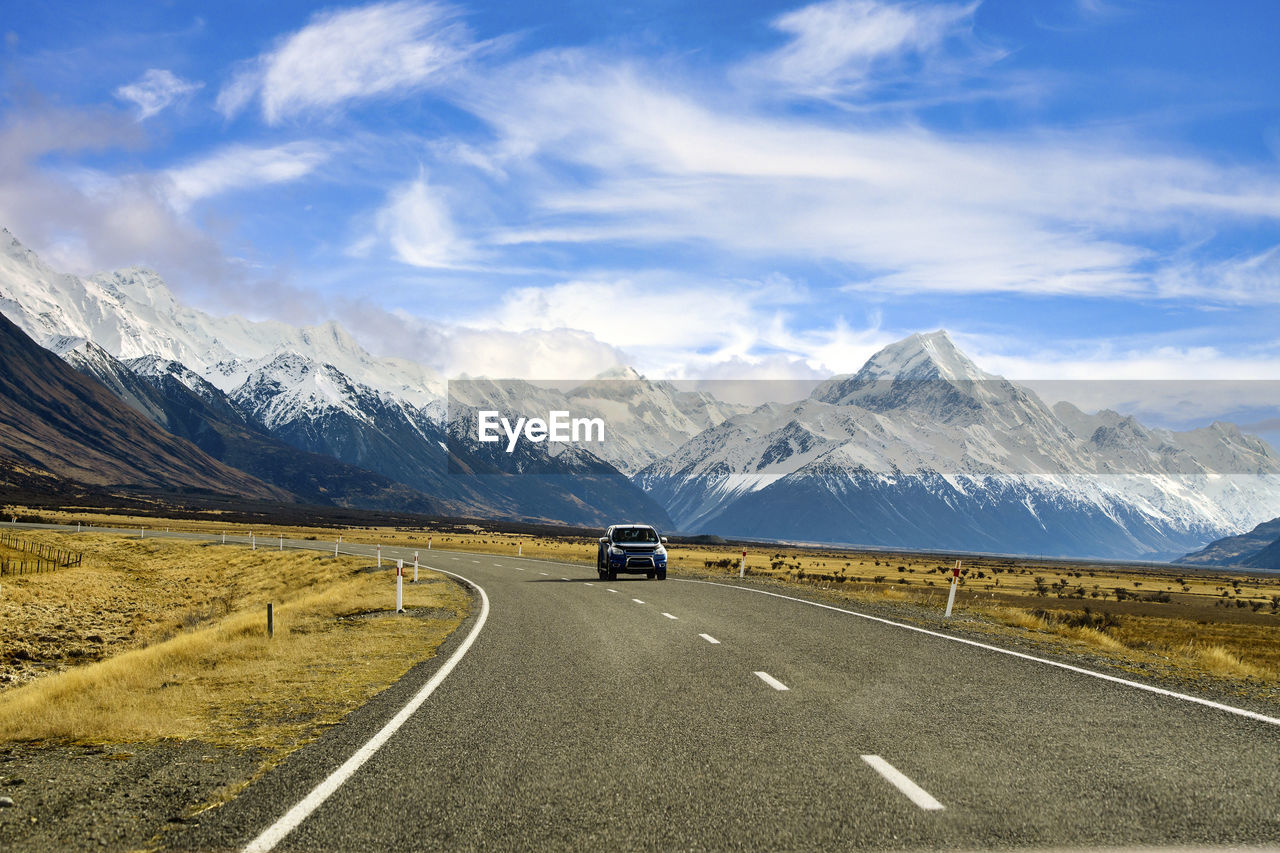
[[0, 532, 83, 576]]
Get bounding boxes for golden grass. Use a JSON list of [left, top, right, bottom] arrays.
[[8, 508, 1280, 696], [0, 533, 467, 752]]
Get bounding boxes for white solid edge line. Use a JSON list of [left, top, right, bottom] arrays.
[[754, 671, 789, 691], [700, 633, 720, 644], [677, 579, 1280, 728], [861, 755, 944, 811], [242, 569, 490, 853]]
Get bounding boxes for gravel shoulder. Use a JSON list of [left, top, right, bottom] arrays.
[[0, 739, 264, 852]]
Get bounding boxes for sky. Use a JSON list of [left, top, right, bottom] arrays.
[[3, 0, 1280, 409]]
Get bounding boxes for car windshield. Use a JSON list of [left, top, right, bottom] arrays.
[[613, 526, 658, 544]]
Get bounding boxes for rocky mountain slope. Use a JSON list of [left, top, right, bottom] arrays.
[[1179, 517, 1280, 569], [0, 312, 286, 500]]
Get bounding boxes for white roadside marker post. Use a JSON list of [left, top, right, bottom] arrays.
[[279, 533, 283, 552], [739, 549, 746, 579], [413, 552, 419, 583], [335, 537, 340, 558], [76, 522, 80, 533], [222, 531, 226, 545], [427, 536, 431, 550], [945, 560, 961, 617], [518, 543, 522, 556], [377, 544, 382, 567], [251, 533, 256, 551], [141, 527, 145, 539], [396, 560, 404, 613]]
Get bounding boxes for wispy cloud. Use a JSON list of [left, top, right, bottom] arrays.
[[744, 0, 983, 99], [114, 69, 203, 120], [163, 143, 331, 212], [217, 1, 474, 124]]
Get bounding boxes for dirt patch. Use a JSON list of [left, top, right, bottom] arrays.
[[0, 739, 263, 852]]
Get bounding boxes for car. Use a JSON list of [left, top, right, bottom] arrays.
[[597, 523, 669, 581]]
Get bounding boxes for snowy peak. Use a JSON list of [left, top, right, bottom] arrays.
[[858, 330, 991, 384], [811, 330, 994, 407]]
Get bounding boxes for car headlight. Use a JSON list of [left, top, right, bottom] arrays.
[[609, 546, 622, 555]]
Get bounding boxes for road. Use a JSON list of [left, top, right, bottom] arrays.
[[15, 524, 1280, 848]]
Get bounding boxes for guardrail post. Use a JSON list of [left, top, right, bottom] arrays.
[[396, 560, 404, 613], [945, 560, 961, 617]]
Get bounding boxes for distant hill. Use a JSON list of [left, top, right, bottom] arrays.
[[0, 311, 286, 501], [1179, 517, 1280, 569]]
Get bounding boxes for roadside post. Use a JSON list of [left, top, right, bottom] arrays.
[[945, 560, 962, 617], [140, 527, 145, 539], [251, 533, 256, 551], [267, 603, 274, 638], [335, 537, 340, 558], [518, 543, 523, 556], [76, 522, 80, 533], [222, 531, 226, 545], [396, 560, 404, 613], [378, 544, 382, 567], [427, 536, 431, 550], [413, 551, 419, 583], [279, 533, 283, 551], [739, 550, 746, 578]]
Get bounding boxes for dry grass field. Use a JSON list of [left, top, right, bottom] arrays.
[[0, 530, 467, 755], [7, 506, 1280, 718]]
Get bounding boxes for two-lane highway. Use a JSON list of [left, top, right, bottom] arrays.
[[154, 538, 1280, 850]]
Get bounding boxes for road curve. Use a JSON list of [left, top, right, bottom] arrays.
[[14, 525, 1280, 848]]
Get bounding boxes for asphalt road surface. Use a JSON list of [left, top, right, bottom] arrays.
[[18, 525, 1280, 849]]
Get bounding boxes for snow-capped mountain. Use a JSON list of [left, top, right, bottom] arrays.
[[639, 332, 1280, 559], [0, 228, 675, 525], [0, 228, 444, 407], [448, 367, 748, 475]]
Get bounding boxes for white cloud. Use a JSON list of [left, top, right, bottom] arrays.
[[748, 0, 981, 97], [164, 143, 331, 212], [114, 69, 203, 120], [375, 175, 469, 267], [453, 56, 1280, 302], [218, 1, 473, 124]]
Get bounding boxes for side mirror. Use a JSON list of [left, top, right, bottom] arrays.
[[660, 537, 669, 544], [598, 537, 609, 545]]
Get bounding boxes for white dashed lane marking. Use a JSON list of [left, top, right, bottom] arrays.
[[754, 671, 789, 691], [662, 612, 678, 620], [632, 598, 645, 605], [861, 755, 945, 811], [700, 634, 720, 644]]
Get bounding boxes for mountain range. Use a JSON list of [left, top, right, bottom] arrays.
[[4, 225, 1280, 559]]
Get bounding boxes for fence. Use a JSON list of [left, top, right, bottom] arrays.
[[0, 532, 83, 576]]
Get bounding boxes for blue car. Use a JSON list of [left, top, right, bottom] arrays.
[[597, 524, 669, 581]]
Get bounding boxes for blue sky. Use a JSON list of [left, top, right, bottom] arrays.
[[3, 0, 1280, 400]]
